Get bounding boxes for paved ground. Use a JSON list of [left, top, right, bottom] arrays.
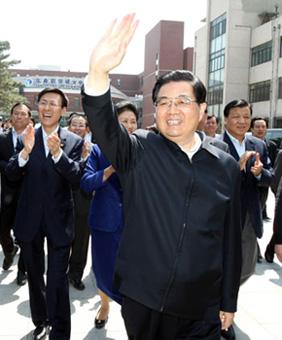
[[0, 192, 281, 339]]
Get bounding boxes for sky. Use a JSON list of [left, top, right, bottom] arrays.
[[1, 0, 207, 74]]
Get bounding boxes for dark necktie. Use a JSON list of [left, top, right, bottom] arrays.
[[14, 137, 21, 154]]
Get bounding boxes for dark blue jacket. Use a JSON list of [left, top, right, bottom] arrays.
[[5, 127, 83, 247], [80, 144, 123, 232]]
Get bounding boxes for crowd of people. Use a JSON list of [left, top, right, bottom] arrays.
[[0, 13, 282, 340]]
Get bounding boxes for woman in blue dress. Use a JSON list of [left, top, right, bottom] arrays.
[[80, 101, 138, 329]]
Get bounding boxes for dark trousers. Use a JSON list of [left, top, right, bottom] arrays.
[[20, 229, 71, 340], [121, 297, 221, 340], [0, 203, 25, 273], [68, 213, 90, 281]]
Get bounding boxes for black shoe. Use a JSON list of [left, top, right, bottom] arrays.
[[221, 325, 236, 340], [32, 324, 48, 339], [95, 316, 108, 329], [69, 278, 85, 290], [2, 245, 19, 270], [16, 270, 27, 286], [265, 247, 274, 263], [95, 307, 109, 329]]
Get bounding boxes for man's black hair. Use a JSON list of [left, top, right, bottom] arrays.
[[250, 117, 268, 129], [10, 102, 32, 117], [68, 112, 88, 126], [152, 70, 206, 105], [224, 99, 252, 118], [37, 88, 69, 108]]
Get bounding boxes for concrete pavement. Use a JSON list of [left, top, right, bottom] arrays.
[[0, 192, 281, 339]]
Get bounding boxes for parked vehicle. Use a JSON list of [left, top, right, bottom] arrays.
[[265, 128, 282, 149]]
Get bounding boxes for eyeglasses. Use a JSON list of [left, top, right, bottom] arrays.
[[155, 95, 197, 111], [38, 100, 60, 108]]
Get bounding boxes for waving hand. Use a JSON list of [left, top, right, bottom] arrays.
[[87, 14, 138, 92]]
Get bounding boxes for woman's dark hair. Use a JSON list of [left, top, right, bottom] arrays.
[[152, 70, 206, 104], [223, 99, 252, 118], [37, 88, 69, 108], [115, 100, 138, 120]]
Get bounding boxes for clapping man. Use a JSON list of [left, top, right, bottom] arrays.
[[6, 88, 83, 340]]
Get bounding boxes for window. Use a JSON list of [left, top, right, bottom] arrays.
[[249, 80, 270, 102], [208, 14, 226, 109], [251, 41, 272, 66], [278, 77, 282, 98]]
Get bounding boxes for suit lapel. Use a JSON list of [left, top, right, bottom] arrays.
[[223, 132, 240, 161], [245, 136, 255, 152], [58, 127, 67, 153], [7, 130, 16, 155]]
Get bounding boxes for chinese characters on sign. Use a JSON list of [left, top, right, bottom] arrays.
[[19, 76, 84, 90]]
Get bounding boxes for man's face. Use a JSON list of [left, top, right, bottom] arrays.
[[225, 106, 251, 141], [155, 81, 206, 145], [68, 116, 88, 138], [38, 93, 66, 131], [251, 119, 267, 139], [11, 104, 30, 132], [205, 116, 218, 137]]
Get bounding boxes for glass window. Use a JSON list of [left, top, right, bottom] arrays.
[[251, 41, 272, 66], [208, 13, 226, 108], [278, 77, 282, 98], [249, 80, 270, 102]]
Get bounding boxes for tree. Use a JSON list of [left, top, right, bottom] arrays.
[[0, 41, 25, 114]]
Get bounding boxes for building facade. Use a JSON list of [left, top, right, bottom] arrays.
[[142, 20, 192, 127], [9, 20, 194, 127], [10, 69, 143, 124], [194, 0, 282, 127]]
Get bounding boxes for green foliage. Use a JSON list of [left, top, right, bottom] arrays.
[[0, 41, 25, 114]]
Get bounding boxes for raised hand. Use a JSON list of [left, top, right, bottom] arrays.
[[250, 152, 263, 176], [87, 13, 138, 92], [21, 123, 35, 159], [239, 151, 256, 171], [82, 141, 91, 159], [47, 132, 61, 158]]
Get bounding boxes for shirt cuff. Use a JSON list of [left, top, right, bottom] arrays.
[[52, 149, 63, 163], [84, 75, 110, 96], [18, 151, 29, 167]]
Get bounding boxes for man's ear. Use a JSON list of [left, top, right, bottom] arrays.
[[198, 102, 207, 123], [60, 107, 67, 120]]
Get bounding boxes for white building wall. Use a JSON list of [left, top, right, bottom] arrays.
[[251, 101, 271, 117], [194, 0, 282, 124], [251, 21, 272, 48], [194, 26, 208, 85], [249, 62, 272, 83], [209, 0, 228, 19], [224, 0, 259, 104]]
